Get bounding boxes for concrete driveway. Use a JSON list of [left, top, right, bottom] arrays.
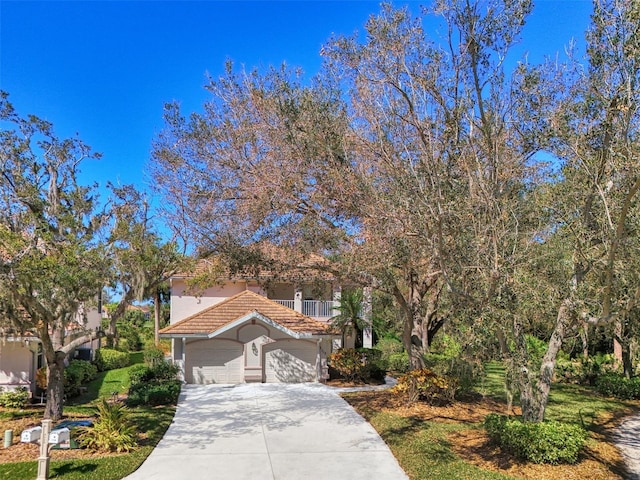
[[124, 383, 408, 480]]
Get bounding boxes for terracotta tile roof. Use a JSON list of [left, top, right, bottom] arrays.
[[159, 290, 331, 337]]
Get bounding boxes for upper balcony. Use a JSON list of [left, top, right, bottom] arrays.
[[272, 299, 336, 321]]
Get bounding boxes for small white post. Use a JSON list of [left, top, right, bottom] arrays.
[[36, 419, 52, 480], [293, 287, 303, 314]]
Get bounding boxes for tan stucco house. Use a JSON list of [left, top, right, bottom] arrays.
[[160, 259, 359, 384]]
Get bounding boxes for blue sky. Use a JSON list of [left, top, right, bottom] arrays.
[[2, 1, 593, 202]]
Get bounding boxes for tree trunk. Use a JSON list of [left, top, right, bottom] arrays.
[[622, 339, 633, 379], [519, 298, 574, 423], [613, 318, 623, 369], [44, 351, 66, 421], [580, 322, 589, 359], [512, 315, 536, 421], [403, 309, 426, 370], [41, 330, 100, 421]]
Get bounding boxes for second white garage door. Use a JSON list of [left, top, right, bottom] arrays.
[[186, 339, 243, 384], [263, 340, 317, 383]]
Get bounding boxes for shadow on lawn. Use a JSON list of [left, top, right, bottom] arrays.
[[51, 462, 98, 477]]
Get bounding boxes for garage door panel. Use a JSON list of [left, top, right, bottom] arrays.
[[264, 341, 317, 383], [186, 339, 243, 384]]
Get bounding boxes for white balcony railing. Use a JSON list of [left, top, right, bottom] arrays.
[[303, 300, 334, 319], [273, 299, 295, 310], [272, 299, 335, 319]]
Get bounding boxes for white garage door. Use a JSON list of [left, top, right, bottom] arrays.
[[186, 339, 243, 384], [264, 340, 317, 383]]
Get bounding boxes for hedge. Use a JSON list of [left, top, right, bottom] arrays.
[[484, 414, 588, 464], [94, 348, 130, 371]]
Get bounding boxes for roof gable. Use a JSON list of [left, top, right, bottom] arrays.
[[160, 290, 331, 337]]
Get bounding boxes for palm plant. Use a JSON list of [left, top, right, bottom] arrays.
[[77, 399, 137, 452], [331, 289, 366, 348]]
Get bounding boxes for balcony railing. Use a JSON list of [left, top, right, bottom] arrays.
[[303, 300, 335, 319], [272, 299, 335, 319], [273, 299, 295, 310]]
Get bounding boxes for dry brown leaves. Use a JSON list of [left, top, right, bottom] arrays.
[[344, 390, 631, 480]]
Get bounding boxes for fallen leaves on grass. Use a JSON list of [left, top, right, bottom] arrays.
[[344, 390, 631, 480]]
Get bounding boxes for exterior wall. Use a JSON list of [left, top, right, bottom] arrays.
[[0, 341, 35, 393], [170, 278, 249, 324], [178, 317, 327, 384]]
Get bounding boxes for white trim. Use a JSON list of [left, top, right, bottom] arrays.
[[207, 311, 313, 340]]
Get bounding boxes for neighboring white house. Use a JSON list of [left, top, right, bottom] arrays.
[[0, 304, 102, 396], [161, 259, 371, 384]]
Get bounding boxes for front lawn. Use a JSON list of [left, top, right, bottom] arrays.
[[0, 352, 175, 480], [344, 364, 637, 480]]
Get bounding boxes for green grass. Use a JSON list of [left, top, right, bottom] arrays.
[[0, 352, 175, 480], [346, 361, 637, 480], [68, 352, 144, 406], [477, 361, 635, 426], [365, 411, 515, 480], [0, 449, 152, 480], [0, 405, 175, 480]]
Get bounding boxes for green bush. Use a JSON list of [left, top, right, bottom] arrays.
[[126, 358, 181, 406], [387, 352, 410, 373], [484, 414, 588, 464], [77, 399, 137, 452], [556, 353, 618, 386], [424, 354, 482, 399], [117, 323, 143, 352], [64, 360, 98, 397], [143, 347, 165, 367], [129, 361, 180, 387], [127, 380, 181, 406], [392, 368, 452, 404], [328, 348, 385, 383], [128, 364, 149, 386], [595, 374, 640, 399], [0, 387, 29, 408], [583, 353, 618, 385], [94, 348, 130, 371], [375, 337, 404, 357]]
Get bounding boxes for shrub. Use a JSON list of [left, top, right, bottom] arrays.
[[583, 353, 618, 385], [375, 337, 404, 358], [0, 387, 29, 408], [149, 361, 180, 381], [129, 361, 180, 387], [126, 358, 181, 406], [64, 360, 98, 397], [424, 354, 483, 399], [328, 348, 385, 383], [392, 368, 452, 404], [77, 399, 137, 452], [117, 323, 143, 352], [143, 347, 165, 367], [94, 348, 130, 371], [128, 364, 150, 386], [595, 374, 640, 399], [127, 380, 181, 407], [484, 414, 588, 464], [387, 352, 410, 373]]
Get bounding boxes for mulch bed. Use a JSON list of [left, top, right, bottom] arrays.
[[343, 389, 632, 480]]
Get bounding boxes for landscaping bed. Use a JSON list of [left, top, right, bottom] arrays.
[[343, 388, 636, 480]]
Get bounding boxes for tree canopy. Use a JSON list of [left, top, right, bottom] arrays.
[[149, 0, 640, 422]]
